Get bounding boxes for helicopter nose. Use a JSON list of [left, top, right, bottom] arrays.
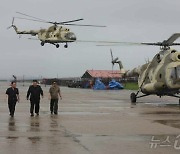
[[65, 32, 76, 41]]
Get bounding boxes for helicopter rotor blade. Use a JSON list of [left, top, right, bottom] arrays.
[[14, 17, 49, 23], [16, 12, 48, 22], [164, 33, 180, 45], [16, 12, 84, 25], [58, 18, 84, 24], [63, 23, 106, 27], [15, 12, 105, 28], [7, 25, 13, 29], [77, 40, 142, 44], [110, 49, 113, 61], [12, 17, 14, 25]]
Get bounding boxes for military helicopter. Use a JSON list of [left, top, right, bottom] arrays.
[[8, 12, 106, 48], [110, 33, 180, 104]]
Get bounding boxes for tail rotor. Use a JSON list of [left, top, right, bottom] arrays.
[[7, 17, 15, 29]]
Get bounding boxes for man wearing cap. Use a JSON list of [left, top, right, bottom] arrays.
[[6, 81, 20, 117], [27, 80, 43, 116], [49, 81, 62, 115]]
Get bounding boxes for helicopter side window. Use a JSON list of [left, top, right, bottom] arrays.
[[170, 67, 180, 79], [156, 54, 162, 63], [171, 50, 177, 53]]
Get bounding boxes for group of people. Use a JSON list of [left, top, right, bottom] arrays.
[[6, 80, 62, 117]]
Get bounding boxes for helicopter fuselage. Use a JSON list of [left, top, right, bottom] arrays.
[[127, 49, 180, 96], [13, 25, 76, 48], [37, 25, 76, 43]]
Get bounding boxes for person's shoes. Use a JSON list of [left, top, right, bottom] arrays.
[[11, 114, 14, 117], [30, 113, 34, 117], [51, 111, 53, 115], [54, 112, 58, 115], [36, 113, 39, 116]]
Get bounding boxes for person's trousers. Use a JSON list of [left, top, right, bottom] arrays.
[[50, 99, 58, 114], [30, 100, 40, 114], [8, 101, 16, 116]]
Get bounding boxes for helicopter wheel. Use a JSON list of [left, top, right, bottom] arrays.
[[41, 42, 45, 46], [130, 93, 137, 103], [56, 44, 59, 48], [64, 44, 68, 48]]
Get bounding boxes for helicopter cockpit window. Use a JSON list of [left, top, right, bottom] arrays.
[[64, 33, 76, 40], [170, 66, 180, 79], [156, 54, 162, 63], [171, 50, 177, 53]]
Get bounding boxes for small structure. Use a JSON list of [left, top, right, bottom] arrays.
[[82, 70, 124, 80], [81, 70, 125, 88]]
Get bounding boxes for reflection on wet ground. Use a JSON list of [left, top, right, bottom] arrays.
[[28, 136, 41, 143], [8, 117, 16, 131], [0, 84, 180, 154], [154, 120, 180, 129], [142, 111, 180, 115], [29, 117, 40, 132]]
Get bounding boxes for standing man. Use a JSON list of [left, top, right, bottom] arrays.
[[6, 81, 19, 117], [27, 80, 43, 116], [49, 81, 62, 115]]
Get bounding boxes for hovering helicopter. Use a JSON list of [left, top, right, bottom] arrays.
[[110, 33, 180, 104], [8, 12, 106, 48]]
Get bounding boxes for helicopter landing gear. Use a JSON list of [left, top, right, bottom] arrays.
[[130, 93, 136, 103], [56, 44, 59, 48], [64, 43, 68, 48], [130, 90, 150, 104], [41, 42, 45, 46]]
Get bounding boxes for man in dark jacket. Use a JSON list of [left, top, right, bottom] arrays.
[[27, 80, 43, 116], [6, 81, 19, 117]]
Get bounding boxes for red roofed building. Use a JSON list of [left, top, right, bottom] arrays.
[[81, 70, 125, 79]]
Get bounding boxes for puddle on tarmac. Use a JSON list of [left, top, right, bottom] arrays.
[[49, 129, 61, 132], [154, 120, 180, 129], [142, 111, 180, 115], [145, 102, 180, 107], [28, 136, 41, 143], [80, 134, 149, 142], [61, 112, 110, 115], [6, 136, 18, 140], [85, 100, 123, 103]]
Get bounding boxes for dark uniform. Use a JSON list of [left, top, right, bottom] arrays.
[[6, 87, 19, 117], [27, 85, 43, 115]]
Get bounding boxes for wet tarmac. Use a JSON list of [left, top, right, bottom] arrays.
[[0, 81, 180, 154]]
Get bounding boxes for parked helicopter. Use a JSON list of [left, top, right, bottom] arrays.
[[8, 12, 106, 48], [110, 33, 180, 104]]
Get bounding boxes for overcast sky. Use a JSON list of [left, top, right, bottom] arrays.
[[1, 0, 180, 79]]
